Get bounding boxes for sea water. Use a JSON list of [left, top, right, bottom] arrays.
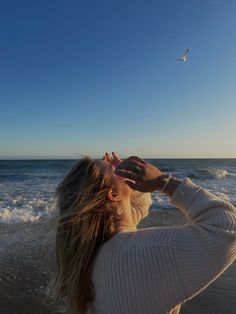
[[0, 158, 236, 313], [0, 158, 236, 224]]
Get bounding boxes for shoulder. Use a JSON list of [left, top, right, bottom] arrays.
[[114, 226, 178, 247]]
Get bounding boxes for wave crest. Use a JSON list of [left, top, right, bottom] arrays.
[[179, 168, 230, 179]]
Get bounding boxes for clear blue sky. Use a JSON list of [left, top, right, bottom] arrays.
[[0, 0, 235, 159]]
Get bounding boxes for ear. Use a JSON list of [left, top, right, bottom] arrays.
[[106, 189, 121, 202]]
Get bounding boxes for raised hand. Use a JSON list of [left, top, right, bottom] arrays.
[[115, 156, 167, 192], [102, 152, 123, 169]]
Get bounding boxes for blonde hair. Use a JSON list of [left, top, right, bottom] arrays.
[[52, 157, 122, 313]]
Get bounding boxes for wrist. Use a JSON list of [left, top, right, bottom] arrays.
[[154, 174, 171, 190], [163, 176, 181, 197], [155, 174, 181, 197]]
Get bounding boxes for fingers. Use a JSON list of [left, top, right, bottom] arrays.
[[112, 151, 122, 162], [126, 156, 147, 164], [102, 153, 109, 161], [116, 160, 144, 173], [103, 152, 122, 164], [105, 152, 113, 162], [115, 169, 140, 181], [103, 153, 143, 165]]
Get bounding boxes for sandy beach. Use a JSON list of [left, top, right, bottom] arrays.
[[1, 210, 235, 314]]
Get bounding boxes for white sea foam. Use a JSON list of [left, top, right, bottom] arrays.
[[177, 168, 230, 180], [0, 197, 56, 223], [0, 159, 235, 224]]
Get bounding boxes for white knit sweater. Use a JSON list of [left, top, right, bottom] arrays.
[[90, 177, 236, 314]]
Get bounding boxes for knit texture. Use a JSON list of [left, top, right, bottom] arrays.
[[90, 178, 236, 314]]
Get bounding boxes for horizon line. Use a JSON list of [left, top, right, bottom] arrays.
[[0, 157, 236, 160]]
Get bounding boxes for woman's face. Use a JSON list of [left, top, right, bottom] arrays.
[[98, 160, 133, 198]]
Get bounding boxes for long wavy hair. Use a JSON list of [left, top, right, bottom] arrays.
[[52, 157, 122, 314]]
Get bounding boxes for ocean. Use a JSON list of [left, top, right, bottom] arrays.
[[0, 158, 236, 223], [0, 158, 236, 314]]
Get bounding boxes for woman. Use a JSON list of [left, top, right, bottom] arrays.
[[53, 152, 236, 314]]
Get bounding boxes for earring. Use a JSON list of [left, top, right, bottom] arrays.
[[117, 208, 123, 215]]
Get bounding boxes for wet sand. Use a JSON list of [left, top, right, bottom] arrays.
[[0, 221, 58, 314], [0, 210, 235, 314]]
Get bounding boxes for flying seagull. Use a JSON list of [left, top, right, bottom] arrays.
[[177, 48, 189, 62]]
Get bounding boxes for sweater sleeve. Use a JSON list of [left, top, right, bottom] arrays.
[[130, 190, 153, 214], [170, 177, 236, 303]]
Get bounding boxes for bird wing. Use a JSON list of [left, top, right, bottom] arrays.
[[183, 48, 189, 57], [177, 48, 189, 61]]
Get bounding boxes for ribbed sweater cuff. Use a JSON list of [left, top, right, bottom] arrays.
[[170, 177, 202, 213]]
